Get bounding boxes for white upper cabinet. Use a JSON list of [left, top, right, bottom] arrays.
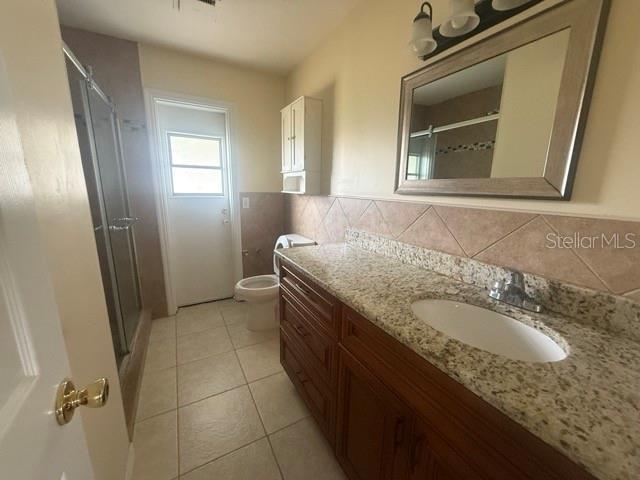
[[281, 105, 293, 173], [281, 96, 321, 193]]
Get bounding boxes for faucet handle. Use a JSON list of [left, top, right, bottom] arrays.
[[505, 269, 525, 289]]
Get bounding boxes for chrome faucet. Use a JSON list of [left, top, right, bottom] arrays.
[[489, 269, 543, 313]]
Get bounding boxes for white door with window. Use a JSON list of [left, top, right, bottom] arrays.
[[0, 55, 94, 479], [157, 101, 235, 307]]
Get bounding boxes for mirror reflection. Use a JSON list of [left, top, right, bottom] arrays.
[[405, 29, 570, 181]]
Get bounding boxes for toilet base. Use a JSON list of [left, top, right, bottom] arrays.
[[246, 297, 279, 331]]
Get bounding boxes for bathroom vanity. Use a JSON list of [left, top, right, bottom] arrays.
[[276, 241, 639, 480]]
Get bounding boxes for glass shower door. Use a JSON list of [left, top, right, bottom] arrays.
[[86, 88, 142, 350]]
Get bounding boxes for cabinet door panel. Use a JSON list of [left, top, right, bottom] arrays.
[[409, 417, 483, 480], [291, 99, 305, 171], [282, 107, 292, 172], [337, 348, 409, 480]]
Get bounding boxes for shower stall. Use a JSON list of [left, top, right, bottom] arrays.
[[64, 44, 142, 370]]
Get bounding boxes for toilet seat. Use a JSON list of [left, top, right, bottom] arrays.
[[235, 274, 279, 302]]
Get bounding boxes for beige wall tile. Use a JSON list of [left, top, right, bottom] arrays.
[[240, 192, 285, 278], [435, 206, 536, 257], [475, 217, 607, 290], [626, 290, 640, 302], [544, 215, 640, 294], [398, 208, 466, 257], [322, 201, 350, 243], [375, 200, 428, 237], [337, 197, 371, 225], [354, 203, 394, 237]]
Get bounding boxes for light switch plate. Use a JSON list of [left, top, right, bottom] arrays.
[[242, 197, 250, 209]]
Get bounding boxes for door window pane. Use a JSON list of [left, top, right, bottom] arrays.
[[172, 167, 223, 195], [168, 133, 224, 195], [169, 134, 221, 167]]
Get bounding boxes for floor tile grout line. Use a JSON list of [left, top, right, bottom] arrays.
[[150, 301, 282, 478], [225, 312, 285, 479], [177, 435, 270, 478]]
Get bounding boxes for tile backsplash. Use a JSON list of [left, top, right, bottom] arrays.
[[284, 194, 640, 300], [240, 192, 284, 278]]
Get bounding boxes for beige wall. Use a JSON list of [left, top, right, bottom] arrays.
[[138, 44, 286, 193], [1, 1, 129, 479], [286, 0, 640, 221], [492, 29, 569, 178]]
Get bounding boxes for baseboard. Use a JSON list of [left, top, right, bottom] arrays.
[[119, 308, 152, 439]]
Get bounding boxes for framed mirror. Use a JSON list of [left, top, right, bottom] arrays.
[[396, 0, 609, 199]]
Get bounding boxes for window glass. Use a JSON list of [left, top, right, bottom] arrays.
[[171, 167, 223, 195], [168, 133, 224, 195], [169, 134, 221, 167]]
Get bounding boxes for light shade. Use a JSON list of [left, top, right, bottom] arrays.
[[492, 0, 532, 11], [410, 3, 437, 57], [440, 0, 480, 38]]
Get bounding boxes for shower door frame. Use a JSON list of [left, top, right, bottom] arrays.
[[64, 43, 142, 360]]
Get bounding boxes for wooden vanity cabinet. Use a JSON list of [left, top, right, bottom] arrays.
[[336, 347, 412, 480], [278, 260, 596, 480]]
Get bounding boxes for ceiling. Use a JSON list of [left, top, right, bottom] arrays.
[[413, 54, 507, 106], [56, 0, 361, 73]]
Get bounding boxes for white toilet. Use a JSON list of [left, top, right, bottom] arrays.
[[235, 234, 316, 331]]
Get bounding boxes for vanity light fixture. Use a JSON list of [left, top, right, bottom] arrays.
[[492, 0, 532, 10], [410, 2, 438, 58], [413, 0, 543, 61], [440, 0, 480, 37]]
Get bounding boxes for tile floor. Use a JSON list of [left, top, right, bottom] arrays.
[[132, 299, 346, 480]]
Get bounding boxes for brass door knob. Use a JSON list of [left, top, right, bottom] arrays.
[[55, 378, 109, 425]]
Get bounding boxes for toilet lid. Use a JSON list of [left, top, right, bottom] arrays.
[[273, 234, 316, 275]]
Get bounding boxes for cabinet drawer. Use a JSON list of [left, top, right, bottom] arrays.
[[280, 331, 335, 444], [280, 292, 337, 387], [280, 262, 338, 336]]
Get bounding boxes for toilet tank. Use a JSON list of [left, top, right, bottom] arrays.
[[273, 234, 316, 275]]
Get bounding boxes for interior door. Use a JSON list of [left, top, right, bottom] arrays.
[[157, 101, 234, 307], [0, 54, 94, 479]]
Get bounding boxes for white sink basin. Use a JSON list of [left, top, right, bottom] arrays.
[[411, 300, 567, 363]]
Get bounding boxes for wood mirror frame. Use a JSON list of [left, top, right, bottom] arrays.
[[395, 0, 609, 199]]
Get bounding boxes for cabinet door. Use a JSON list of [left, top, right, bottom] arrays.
[[336, 348, 410, 480], [291, 98, 305, 171], [282, 107, 292, 172], [408, 417, 484, 480]]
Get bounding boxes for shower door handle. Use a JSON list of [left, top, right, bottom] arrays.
[[109, 217, 139, 231]]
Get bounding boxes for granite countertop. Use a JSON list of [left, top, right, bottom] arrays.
[[276, 243, 640, 480]]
